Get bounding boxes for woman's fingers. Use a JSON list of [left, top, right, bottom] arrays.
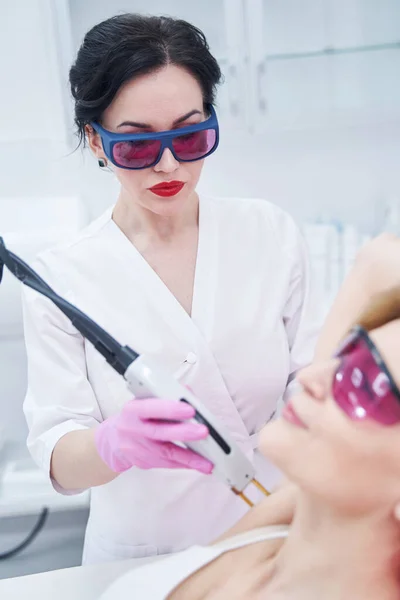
[[126, 398, 195, 421], [140, 419, 209, 442], [156, 441, 214, 474]]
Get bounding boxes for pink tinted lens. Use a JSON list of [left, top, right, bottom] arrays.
[[172, 129, 216, 161], [332, 337, 400, 425], [112, 139, 161, 168]]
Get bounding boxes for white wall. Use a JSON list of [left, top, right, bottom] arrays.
[[0, 0, 68, 143], [201, 120, 400, 234]]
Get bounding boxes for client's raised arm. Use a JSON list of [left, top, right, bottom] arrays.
[[315, 233, 400, 360]]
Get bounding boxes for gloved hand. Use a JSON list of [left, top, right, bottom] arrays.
[[94, 398, 213, 474]]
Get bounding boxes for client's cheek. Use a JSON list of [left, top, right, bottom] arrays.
[[257, 422, 282, 459]]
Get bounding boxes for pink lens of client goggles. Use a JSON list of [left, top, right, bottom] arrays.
[[332, 325, 400, 425]]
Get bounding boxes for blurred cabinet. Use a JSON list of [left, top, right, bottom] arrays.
[[0, 0, 70, 143], [50, 0, 400, 137], [246, 0, 400, 130], [327, 0, 400, 48]]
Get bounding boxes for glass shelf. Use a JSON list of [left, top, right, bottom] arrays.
[[264, 40, 400, 62]]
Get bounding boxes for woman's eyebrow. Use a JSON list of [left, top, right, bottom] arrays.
[[173, 109, 202, 124], [117, 109, 202, 129]]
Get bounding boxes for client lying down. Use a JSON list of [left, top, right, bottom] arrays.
[[101, 234, 400, 600]]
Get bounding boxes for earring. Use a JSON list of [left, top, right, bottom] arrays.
[[98, 158, 107, 168]]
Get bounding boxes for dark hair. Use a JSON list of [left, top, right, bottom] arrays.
[[69, 13, 222, 146]]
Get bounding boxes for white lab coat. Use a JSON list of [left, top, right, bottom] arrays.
[[22, 196, 318, 564]]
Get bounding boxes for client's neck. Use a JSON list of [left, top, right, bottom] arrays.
[[268, 493, 400, 600]]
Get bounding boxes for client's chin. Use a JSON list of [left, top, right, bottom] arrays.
[[257, 416, 306, 474]]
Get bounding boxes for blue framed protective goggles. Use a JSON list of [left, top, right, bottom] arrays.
[[90, 104, 219, 170]]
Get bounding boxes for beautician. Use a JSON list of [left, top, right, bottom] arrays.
[[22, 13, 317, 564]]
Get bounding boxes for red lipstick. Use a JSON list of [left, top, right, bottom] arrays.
[[282, 402, 307, 429], [148, 181, 185, 197]]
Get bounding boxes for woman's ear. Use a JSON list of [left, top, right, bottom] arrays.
[[85, 124, 104, 159]]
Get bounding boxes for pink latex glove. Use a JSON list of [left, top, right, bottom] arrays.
[[94, 398, 213, 474]]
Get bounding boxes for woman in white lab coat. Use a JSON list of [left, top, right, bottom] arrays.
[[22, 13, 317, 564]]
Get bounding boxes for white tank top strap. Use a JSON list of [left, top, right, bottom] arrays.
[[211, 524, 290, 553]]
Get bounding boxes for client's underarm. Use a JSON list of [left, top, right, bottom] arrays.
[[315, 234, 400, 360], [314, 265, 373, 360], [212, 480, 296, 544]]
